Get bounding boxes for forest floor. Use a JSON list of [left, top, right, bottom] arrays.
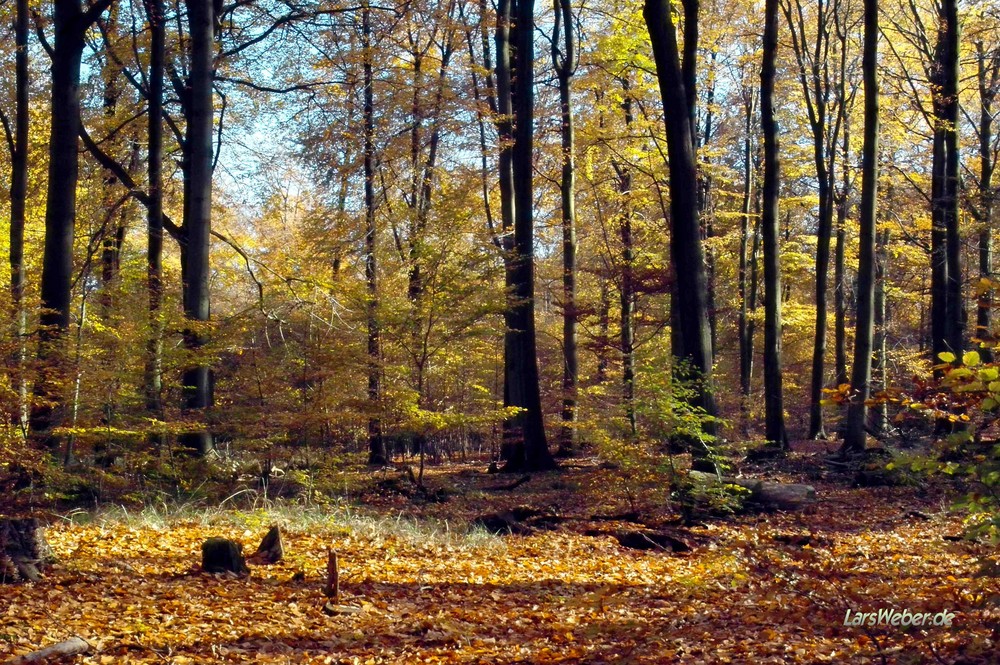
[[2, 443, 999, 664]]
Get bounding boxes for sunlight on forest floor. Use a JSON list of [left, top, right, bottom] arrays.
[[2, 458, 998, 663]]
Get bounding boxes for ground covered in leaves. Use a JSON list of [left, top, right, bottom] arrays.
[[2, 449, 999, 664]]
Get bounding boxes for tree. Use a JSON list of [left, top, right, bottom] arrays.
[[781, 0, 850, 439], [644, 0, 718, 464], [31, 0, 114, 445], [143, 0, 166, 419], [842, 0, 879, 455], [177, 0, 216, 455], [0, 0, 30, 436], [761, 0, 788, 448], [971, 25, 1000, 359], [502, 0, 555, 472], [738, 69, 759, 433], [612, 78, 637, 437], [552, 0, 578, 451], [362, 0, 385, 465]]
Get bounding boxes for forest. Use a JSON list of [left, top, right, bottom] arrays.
[[0, 0, 999, 662]]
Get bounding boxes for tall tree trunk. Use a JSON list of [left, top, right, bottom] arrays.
[[615, 82, 636, 437], [144, 0, 165, 418], [761, 0, 788, 448], [834, 122, 850, 387], [941, 0, 962, 359], [738, 84, 757, 433], [179, 0, 215, 455], [929, 0, 962, 365], [552, 0, 577, 452], [872, 227, 889, 434], [362, 0, 385, 465], [700, 51, 718, 357], [32, 0, 110, 444], [494, 0, 519, 463], [7, 0, 29, 437], [644, 0, 717, 468], [99, 3, 122, 319], [842, 0, 879, 455], [975, 40, 998, 360], [502, 0, 555, 472], [782, 0, 840, 441]]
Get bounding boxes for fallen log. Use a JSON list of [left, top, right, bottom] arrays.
[[585, 528, 693, 553], [484, 475, 532, 492], [6, 636, 91, 664], [688, 471, 817, 511], [1, 518, 52, 583]]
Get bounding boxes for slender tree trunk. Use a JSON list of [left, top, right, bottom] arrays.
[[615, 83, 636, 437], [931, 124, 949, 366], [7, 0, 29, 437], [597, 276, 611, 384], [644, 0, 717, 467], [503, 0, 555, 472], [872, 227, 889, 434], [99, 3, 122, 319], [362, 1, 385, 465], [842, 0, 879, 455], [976, 41, 998, 360], [179, 0, 215, 455], [552, 0, 577, 451], [738, 85, 757, 433], [834, 123, 850, 387], [700, 51, 718, 357], [760, 0, 788, 448], [144, 0, 165, 418]]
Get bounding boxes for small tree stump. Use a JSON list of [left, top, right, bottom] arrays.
[[1, 518, 53, 583], [248, 526, 283, 564], [201, 537, 248, 575]]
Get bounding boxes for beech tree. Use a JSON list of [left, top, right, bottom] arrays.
[[644, 0, 718, 463], [501, 0, 555, 472], [842, 0, 880, 454], [31, 0, 115, 445], [760, 0, 787, 448]]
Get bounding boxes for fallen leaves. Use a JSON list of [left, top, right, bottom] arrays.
[[1, 462, 997, 663]]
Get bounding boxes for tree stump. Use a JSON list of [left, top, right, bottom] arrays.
[[201, 537, 248, 575], [248, 526, 283, 564], [1, 518, 53, 583]]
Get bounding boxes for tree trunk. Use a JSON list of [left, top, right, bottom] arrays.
[[644, 0, 717, 466], [615, 82, 636, 437], [362, 1, 384, 466], [179, 0, 215, 455], [941, 0, 962, 359], [32, 0, 107, 445], [834, 124, 850, 387], [872, 227, 889, 434], [842, 0, 879, 455], [975, 40, 998, 360], [761, 0, 787, 448], [552, 0, 577, 451], [781, 0, 840, 441], [7, 0, 29, 438], [502, 0, 555, 472], [144, 0, 165, 417], [738, 84, 756, 434]]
